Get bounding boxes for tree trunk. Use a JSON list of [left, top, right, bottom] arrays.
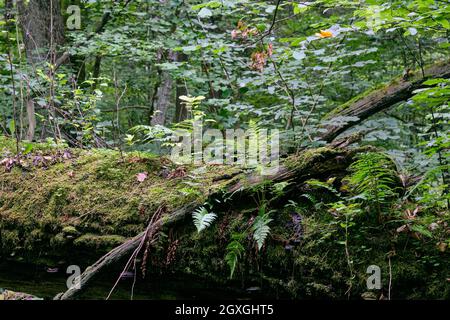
[[26, 99, 36, 141], [174, 82, 188, 123], [54, 146, 366, 300], [17, 0, 66, 141], [174, 54, 188, 123], [151, 51, 177, 126], [17, 0, 65, 65], [320, 60, 450, 142]]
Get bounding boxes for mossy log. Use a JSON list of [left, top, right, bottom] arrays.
[[321, 60, 450, 142], [53, 146, 363, 299], [1, 138, 448, 300], [0, 136, 363, 299]]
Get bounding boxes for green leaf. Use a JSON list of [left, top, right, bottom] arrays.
[[438, 18, 450, 30], [192, 1, 222, 10], [23, 143, 34, 155], [8, 119, 15, 136], [252, 212, 272, 251], [225, 232, 245, 279], [198, 7, 213, 18], [408, 27, 418, 36], [192, 207, 217, 233], [292, 50, 306, 60], [411, 225, 433, 238]]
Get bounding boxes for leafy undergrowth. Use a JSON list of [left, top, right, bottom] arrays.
[[145, 151, 449, 299], [158, 190, 449, 299]]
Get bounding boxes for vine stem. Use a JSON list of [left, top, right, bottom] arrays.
[[388, 256, 392, 300], [344, 214, 354, 299]]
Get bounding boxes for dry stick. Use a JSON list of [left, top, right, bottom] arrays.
[[14, 17, 25, 140], [246, 0, 283, 48], [4, 2, 18, 150], [106, 205, 164, 300], [112, 70, 127, 157], [130, 207, 162, 300], [268, 58, 296, 131], [388, 256, 392, 300], [55, 148, 362, 300], [343, 214, 354, 299], [55, 202, 199, 300]]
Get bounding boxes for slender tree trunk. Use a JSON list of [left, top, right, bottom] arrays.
[[174, 53, 188, 123], [17, 0, 65, 141], [174, 82, 188, 122], [17, 0, 65, 64], [92, 55, 102, 89], [151, 51, 177, 126]]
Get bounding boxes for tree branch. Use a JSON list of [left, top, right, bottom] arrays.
[[320, 60, 450, 143]]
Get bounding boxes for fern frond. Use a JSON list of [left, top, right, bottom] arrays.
[[306, 179, 338, 194], [252, 213, 273, 251], [225, 233, 246, 279], [192, 207, 217, 233], [348, 152, 399, 211]]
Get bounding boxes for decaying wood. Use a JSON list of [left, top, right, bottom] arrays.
[[54, 147, 363, 300], [55, 202, 198, 300], [321, 60, 450, 143]]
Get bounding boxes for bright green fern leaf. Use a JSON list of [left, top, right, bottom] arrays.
[[192, 206, 217, 233]]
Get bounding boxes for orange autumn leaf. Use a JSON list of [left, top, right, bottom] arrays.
[[315, 30, 333, 38]]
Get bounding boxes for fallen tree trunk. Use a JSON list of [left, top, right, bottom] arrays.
[[53, 146, 364, 300], [55, 202, 198, 300], [320, 60, 450, 143]]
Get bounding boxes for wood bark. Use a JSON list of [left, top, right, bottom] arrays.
[[174, 54, 188, 123], [17, 0, 65, 64], [55, 202, 199, 300], [151, 51, 177, 126], [17, 0, 65, 141], [320, 60, 450, 142]]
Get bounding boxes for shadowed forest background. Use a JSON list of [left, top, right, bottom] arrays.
[[0, 0, 449, 300]]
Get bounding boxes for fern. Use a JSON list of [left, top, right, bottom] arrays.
[[306, 178, 338, 194], [252, 206, 273, 251], [348, 152, 399, 215], [225, 232, 245, 279], [192, 207, 217, 233]]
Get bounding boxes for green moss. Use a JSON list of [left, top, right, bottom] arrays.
[[73, 234, 126, 250], [1, 230, 20, 251], [323, 78, 402, 119], [284, 147, 334, 170], [1, 136, 447, 299], [0, 136, 240, 263], [62, 226, 79, 236]]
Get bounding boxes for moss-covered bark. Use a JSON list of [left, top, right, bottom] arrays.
[[1, 137, 448, 299], [320, 60, 450, 142], [0, 136, 239, 264]]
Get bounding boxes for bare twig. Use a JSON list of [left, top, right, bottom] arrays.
[[247, 0, 283, 47], [106, 205, 165, 300]]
